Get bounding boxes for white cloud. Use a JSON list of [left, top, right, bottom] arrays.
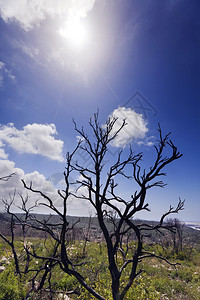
[[0, 148, 8, 159], [76, 135, 85, 142], [0, 61, 15, 87], [0, 159, 25, 207], [137, 136, 155, 147], [0, 159, 60, 212], [107, 107, 148, 148], [0, 158, 93, 216], [66, 183, 95, 217], [0, 0, 96, 31], [146, 141, 154, 147], [0, 123, 64, 162]]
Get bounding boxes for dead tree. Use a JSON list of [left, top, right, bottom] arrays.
[[0, 112, 184, 300], [71, 112, 184, 300], [163, 218, 198, 259]]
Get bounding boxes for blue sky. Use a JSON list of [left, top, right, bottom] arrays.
[[0, 0, 199, 221]]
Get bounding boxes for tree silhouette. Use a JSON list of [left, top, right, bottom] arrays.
[[1, 112, 184, 300]]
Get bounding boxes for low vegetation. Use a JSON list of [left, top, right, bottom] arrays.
[[0, 226, 199, 299]]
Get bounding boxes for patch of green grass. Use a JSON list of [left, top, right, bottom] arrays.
[[0, 238, 199, 299]]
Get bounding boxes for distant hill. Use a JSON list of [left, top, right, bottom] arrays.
[[0, 212, 200, 244]]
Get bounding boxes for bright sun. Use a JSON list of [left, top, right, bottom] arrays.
[[59, 18, 89, 49]]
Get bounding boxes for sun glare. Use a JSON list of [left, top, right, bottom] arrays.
[[59, 18, 89, 49]]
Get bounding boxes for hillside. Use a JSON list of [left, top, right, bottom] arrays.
[[0, 212, 200, 244]]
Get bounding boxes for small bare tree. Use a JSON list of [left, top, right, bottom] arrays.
[[164, 218, 185, 254], [0, 112, 184, 300]]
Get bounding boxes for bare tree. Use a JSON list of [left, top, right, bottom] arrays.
[[0, 112, 184, 300], [163, 218, 185, 255], [162, 218, 199, 259]]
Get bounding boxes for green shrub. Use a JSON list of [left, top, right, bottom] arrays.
[[0, 266, 25, 300], [56, 273, 78, 291], [125, 273, 159, 300]]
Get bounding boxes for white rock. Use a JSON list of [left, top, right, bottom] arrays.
[[57, 293, 70, 300], [0, 265, 6, 271]]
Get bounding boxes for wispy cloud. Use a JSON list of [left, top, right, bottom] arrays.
[[0, 123, 64, 162], [0, 0, 96, 31], [108, 107, 148, 148], [0, 61, 15, 87], [13, 40, 40, 59], [137, 136, 155, 147]]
